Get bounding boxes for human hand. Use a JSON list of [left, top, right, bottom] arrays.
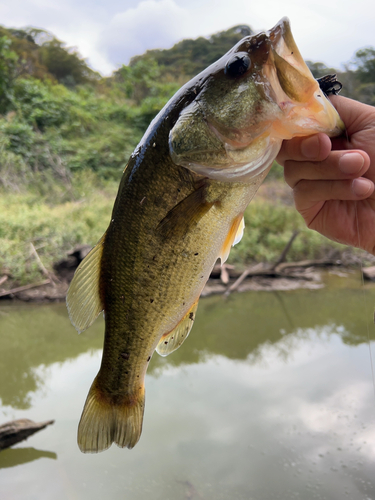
[[277, 95, 375, 255]]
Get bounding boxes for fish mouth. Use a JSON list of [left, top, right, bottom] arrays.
[[265, 17, 345, 138]]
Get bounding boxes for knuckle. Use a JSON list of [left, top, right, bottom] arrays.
[[293, 179, 309, 197]]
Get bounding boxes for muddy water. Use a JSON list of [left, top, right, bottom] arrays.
[[1, 272, 375, 500]]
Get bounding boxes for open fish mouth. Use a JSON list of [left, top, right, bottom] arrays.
[[264, 17, 345, 138], [169, 17, 344, 183]]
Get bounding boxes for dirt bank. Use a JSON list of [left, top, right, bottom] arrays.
[[1, 244, 374, 303]]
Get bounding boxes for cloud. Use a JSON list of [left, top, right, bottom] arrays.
[[0, 0, 374, 76], [99, 0, 191, 67]]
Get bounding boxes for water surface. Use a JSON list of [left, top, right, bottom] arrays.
[[1, 273, 375, 500]]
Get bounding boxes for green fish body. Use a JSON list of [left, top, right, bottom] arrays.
[[67, 18, 344, 453]]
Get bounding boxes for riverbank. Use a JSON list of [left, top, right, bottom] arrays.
[[1, 177, 375, 302], [1, 250, 374, 302]]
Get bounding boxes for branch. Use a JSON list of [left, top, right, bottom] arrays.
[[0, 279, 50, 298], [29, 243, 59, 286], [271, 230, 300, 270]]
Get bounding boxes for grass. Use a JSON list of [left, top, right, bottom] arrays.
[[0, 171, 349, 286], [229, 196, 344, 266], [0, 172, 117, 284]]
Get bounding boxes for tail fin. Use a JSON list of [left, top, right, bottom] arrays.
[[77, 377, 145, 453]]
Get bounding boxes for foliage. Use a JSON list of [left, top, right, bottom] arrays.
[[0, 172, 117, 283], [306, 60, 337, 79], [228, 198, 344, 265], [116, 57, 180, 129], [0, 23, 374, 284], [0, 35, 18, 113], [129, 25, 253, 79], [352, 47, 375, 84], [0, 25, 99, 85]]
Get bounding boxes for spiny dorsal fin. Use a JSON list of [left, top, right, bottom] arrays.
[[156, 300, 199, 356], [219, 214, 244, 264], [66, 233, 105, 334]]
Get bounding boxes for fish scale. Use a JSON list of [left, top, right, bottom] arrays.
[[66, 17, 344, 452]]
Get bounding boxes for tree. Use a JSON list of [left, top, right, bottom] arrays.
[[0, 36, 18, 113], [352, 47, 375, 84], [39, 38, 99, 87], [306, 60, 337, 79]]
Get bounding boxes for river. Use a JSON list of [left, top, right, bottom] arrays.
[[1, 272, 375, 500]]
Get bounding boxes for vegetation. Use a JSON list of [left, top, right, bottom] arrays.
[[0, 23, 374, 285]]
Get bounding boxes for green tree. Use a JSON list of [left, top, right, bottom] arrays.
[[353, 47, 375, 84], [0, 35, 18, 113], [119, 57, 162, 104], [306, 60, 337, 79], [130, 25, 253, 79], [39, 38, 99, 86]]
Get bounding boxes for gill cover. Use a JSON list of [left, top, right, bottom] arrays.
[[169, 17, 344, 183]]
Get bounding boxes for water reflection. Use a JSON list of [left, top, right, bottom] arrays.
[[0, 277, 374, 409], [0, 276, 375, 500], [0, 302, 104, 409], [0, 447, 57, 468]]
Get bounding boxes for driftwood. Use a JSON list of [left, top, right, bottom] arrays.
[[225, 232, 301, 296], [274, 258, 341, 272], [223, 259, 340, 296], [0, 419, 54, 451], [363, 266, 375, 281], [29, 243, 59, 286], [222, 227, 341, 297], [224, 263, 264, 296], [271, 230, 300, 270], [0, 279, 50, 298]]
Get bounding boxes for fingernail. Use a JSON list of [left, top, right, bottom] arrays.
[[339, 153, 365, 174], [300, 135, 320, 159], [352, 178, 373, 197]]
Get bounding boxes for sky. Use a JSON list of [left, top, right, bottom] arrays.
[[0, 0, 373, 76]]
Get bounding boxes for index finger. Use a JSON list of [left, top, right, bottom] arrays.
[[276, 133, 332, 166]]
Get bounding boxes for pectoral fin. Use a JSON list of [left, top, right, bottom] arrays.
[[156, 300, 199, 356], [156, 184, 213, 239], [219, 214, 245, 264], [66, 233, 105, 333]]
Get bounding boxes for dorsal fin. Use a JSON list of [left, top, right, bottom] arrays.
[[219, 214, 244, 264], [156, 300, 199, 356], [66, 233, 106, 333]]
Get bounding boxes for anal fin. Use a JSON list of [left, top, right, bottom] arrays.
[[66, 233, 106, 333], [156, 300, 199, 356], [219, 214, 244, 264]]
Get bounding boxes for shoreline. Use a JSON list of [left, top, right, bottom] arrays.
[[1, 260, 374, 303]]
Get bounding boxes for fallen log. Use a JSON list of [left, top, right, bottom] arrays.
[[0, 280, 50, 298], [224, 263, 264, 296], [271, 230, 300, 270], [275, 258, 341, 272], [0, 419, 55, 451]]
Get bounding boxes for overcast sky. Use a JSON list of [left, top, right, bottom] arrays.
[[0, 0, 373, 76]]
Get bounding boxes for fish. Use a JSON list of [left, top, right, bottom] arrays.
[[66, 17, 344, 453]]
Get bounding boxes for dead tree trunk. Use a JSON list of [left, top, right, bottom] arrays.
[[0, 419, 54, 450]]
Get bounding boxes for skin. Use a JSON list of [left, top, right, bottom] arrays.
[[277, 95, 375, 255]]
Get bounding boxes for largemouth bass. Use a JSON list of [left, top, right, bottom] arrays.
[[67, 18, 344, 453]]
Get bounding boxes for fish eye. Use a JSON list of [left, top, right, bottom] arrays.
[[224, 53, 251, 78]]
